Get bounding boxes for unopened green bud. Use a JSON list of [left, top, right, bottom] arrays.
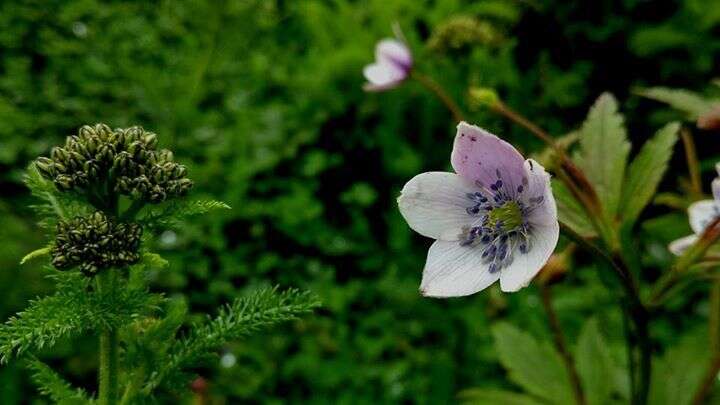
[[468, 87, 500, 110]]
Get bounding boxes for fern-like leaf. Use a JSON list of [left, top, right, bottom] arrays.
[[24, 163, 92, 227], [145, 287, 319, 392], [26, 356, 92, 404], [636, 87, 717, 119], [139, 198, 231, 231], [0, 271, 163, 362]]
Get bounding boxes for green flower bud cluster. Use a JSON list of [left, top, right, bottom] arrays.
[[51, 211, 142, 276], [35, 123, 193, 204], [427, 16, 502, 53]]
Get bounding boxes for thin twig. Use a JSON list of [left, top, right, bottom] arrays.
[[411, 72, 465, 122], [539, 283, 586, 405]]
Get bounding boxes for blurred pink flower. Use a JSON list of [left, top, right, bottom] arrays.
[[669, 163, 720, 255], [363, 38, 412, 92], [398, 122, 559, 296]]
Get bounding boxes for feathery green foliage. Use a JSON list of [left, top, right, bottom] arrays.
[[26, 356, 91, 404], [146, 287, 320, 392], [140, 199, 231, 231], [0, 271, 162, 362]]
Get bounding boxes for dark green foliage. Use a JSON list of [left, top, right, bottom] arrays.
[[0, 271, 161, 362], [26, 356, 91, 404], [0, 0, 718, 403]]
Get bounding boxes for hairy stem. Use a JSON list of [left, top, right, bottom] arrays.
[[411, 72, 465, 122], [539, 283, 586, 405], [98, 271, 119, 405]]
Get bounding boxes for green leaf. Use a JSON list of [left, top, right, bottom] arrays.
[[26, 356, 91, 404], [458, 388, 545, 405], [649, 328, 708, 405], [552, 179, 596, 238], [145, 287, 320, 393], [140, 198, 231, 231], [636, 87, 717, 120], [576, 318, 616, 405], [574, 93, 630, 218], [491, 323, 575, 404], [0, 273, 162, 362], [620, 122, 680, 225], [20, 246, 51, 265]]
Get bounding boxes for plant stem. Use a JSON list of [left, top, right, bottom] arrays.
[[680, 127, 702, 198], [539, 283, 586, 405], [98, 271, 119, 405], [411, 72, 465, 122], [559, 222, 651, 404], [691, 278, 720, 405]]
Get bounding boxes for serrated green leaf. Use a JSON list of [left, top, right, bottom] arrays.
[[574, 93, 630, 218], [458, 388, 545, 405], [620, 122, 679, 225], [140, 198, 231, 231], [637, 87, 717, 120], [649, 328, 708, 405], [491, 323, 574, 404], [576, 318, 616, 405], [552, 179, 596, 238]]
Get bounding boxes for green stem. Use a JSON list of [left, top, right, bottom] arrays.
[[559, 222, 651, 404], [539, 283, 586, 405], [690, 277, 720, 405], [98, 271, 119, 405], [680, 127, 702, 198], [411, 72, 465, 122]]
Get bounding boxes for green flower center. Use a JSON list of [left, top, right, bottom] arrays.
[[487, 201, 523, 232]]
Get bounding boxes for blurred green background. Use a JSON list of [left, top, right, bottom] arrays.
[[1, 0, 719, 403]]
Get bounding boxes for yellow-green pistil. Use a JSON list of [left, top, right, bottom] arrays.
[[486, 200, 523, 232]]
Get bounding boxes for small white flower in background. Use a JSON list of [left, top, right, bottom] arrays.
[[363, 38, 412, 92], [398, 122, 559, 297], [669, 163, 720, 255]]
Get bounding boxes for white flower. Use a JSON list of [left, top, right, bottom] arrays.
[[669, 163, 720, 255], [398, 122, 559, 297], [363, 38, 412, 92]]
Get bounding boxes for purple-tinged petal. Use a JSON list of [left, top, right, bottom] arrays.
[[522, 158, 557, 227], [668, 234, 698, 256], [363, 62, 406, 91], [376, 39, 412, 71], [499, 219, 559, 292], [397, 172, 478, 241], [420, 240, 500, 297], [713, 177, 720, 202], [451, 122, 526, 199], [688, 199, 719, 234]]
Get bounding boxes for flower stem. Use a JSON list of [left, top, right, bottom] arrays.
[[98, 271, 119, 405], [411, 72, 465, 122], [690, 277, 720, 405], [680, 127, 702, 198], [539, 283, 586, 405], [559, 221, 651, 404]]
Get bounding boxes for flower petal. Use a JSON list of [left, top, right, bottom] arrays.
[[688, 199, 719, 234], [420, 240, 501, 297], [363, 62, 406, 91], [376, 39, 412, 70], [398, 172, 477, 240], [451, 122, 526, 198], [713, 177, 720, 202], [499, 220, 559, 292], [668, 234, 698, 256], [522, 158, 557, 226]]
